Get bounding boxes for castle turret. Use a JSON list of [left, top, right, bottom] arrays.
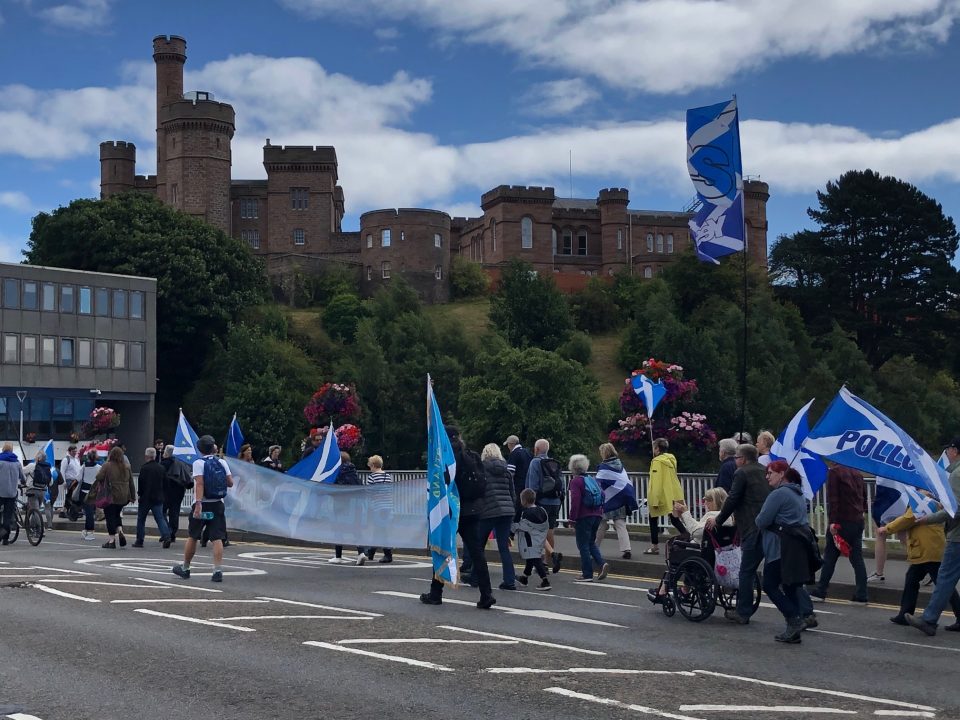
[[743, 179, 770, 267], [153, 35, 186, 206], [598, 187, 629, 275], [99, 141, 136, 198]]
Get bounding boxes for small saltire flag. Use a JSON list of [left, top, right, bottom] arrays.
[[804, 387, 957, 516], [769, 398, 828, 499], [286, 421, 341, 483], [938, 450, 949, 471], [42, 438, 59, 483], [173, 409, 201, 463], [630, 373, 667, 418], [225, 413, 245, 458], [427, 375, 459, 586], [876, 477, 940, 521], [686, 97, 745, 264]]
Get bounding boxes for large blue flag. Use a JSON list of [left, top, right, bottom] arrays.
[[427, 375, 459, 586], [630, 373, 667, 417], [286, 421, 341, 484], [173, 409, 200, 463], [875, 477, 940, 522], [769, 398, 828, 499], [804, 387, 957, 516], [42, 438, 58, 483], [225, 413, 244, 458], [686, 98, 745, 264]]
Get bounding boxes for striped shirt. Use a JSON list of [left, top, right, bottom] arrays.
[[367, 471, 394, 484]]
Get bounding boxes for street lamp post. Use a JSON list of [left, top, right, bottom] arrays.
[[16, 390, 27, 459]]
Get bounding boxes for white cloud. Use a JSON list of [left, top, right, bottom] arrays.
[[523, 79, 600, 117], [374, 27, 399, 40], [281, 0, 960, 93], [0, 191, 33, 212], [0, 232, 25, 263], [38, 0, 113, 30]]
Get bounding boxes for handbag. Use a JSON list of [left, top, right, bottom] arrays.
[[710, 530, 742, 589], [92, 478, 112, 509]]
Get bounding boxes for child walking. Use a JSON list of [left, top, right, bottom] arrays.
[[513, 489, 551, 591]]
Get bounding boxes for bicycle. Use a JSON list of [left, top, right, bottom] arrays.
[[6, 486, 45, 546]]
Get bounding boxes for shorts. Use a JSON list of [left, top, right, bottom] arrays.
[[187, 502, 227, 542], [544, 504, 560, 529]]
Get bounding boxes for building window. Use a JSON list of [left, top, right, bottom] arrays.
[[79, 287, 92, 315], [366, 234, 373, 248], [2, 278, 18, 308], [41, 336, 55, 365], [22, 335, 37, 364], [644, 265, 653, 279], [241, 230, 260, 249], [23, 281, 38, 310], [95, 288, 110, 317], [240, 197, 259, 219], [113, 289, 127, 318], [94, 340, 109, 368], [293, 229, 305, 246], [366, 266, 372, 281], [130, 291, 144, 320], [60, 338, 75, 367], [291, 187, 309, 210], [61, 285, 75, 313], [381, 261, 391, 279], [42, 283, 56, 312], [171, 183, 178, 206], [491, 220, 497, 252], [129, 342, 144, 371], [400, 231, 405, 241], [667, 233, 674, 254], [381, 229, 391, 247], [617, 228, 623, 250], [3, 334, 18, 363], [434, 233, 442, 248], [78, 339, 92, 367], [656, 233, 664, 253], [561, 229, 573, 255], [578, 229, 588, 256], [435, 264, 442, 280], [113, 341, 126, 369], [551, 228, 558, 255], [521, 217, 533, 249], [646, 233, 654, 253]]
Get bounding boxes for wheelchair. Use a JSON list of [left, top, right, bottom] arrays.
[[655, 525, 762, 622]]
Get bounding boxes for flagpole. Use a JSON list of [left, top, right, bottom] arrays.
[[733, 94, 749, 440]]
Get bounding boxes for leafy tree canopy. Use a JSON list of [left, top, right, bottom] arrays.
[[489, 259, 574, 350], [449, 255, 489, 299]]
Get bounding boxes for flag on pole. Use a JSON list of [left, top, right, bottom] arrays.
[[804, 387, 957, 516], [173, 409, 201, 464], [875, 477, 940, 521], [769, 398, 828, 499], [630, 373, 667, 417], [686, 97, 745, 264], [225, 413, 245, 458], [286, 421, 341, 483], [427, 375, 459, 586], [42, 438, 59, 483]]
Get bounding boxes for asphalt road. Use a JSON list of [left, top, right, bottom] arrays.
[[1, 531, 956, 720]]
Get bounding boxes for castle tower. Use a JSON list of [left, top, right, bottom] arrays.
[[99, 141, 136, 198], [743, 179, 770, 267], [263, 144, 339, 253], [598, 188, 629, 276], [153, 35, 187, 205]]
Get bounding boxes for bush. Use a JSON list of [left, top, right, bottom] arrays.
[[558, 331, 592, 365], [450, 256, 489, 298], [322, 293, 367, 343]]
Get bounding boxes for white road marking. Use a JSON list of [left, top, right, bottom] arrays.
[[377, 590, 625, 627], [29, 565, 94, 575], [304, 641, 454, 671], [438, 625, 606, 656], [133, 608, 256, 632], [38, 579, 160, 588], [679, 706, 854, 715], [27, 583, 100, 603], [75, 557, 266, 576], [133, 577, 223, 593], [236, 551, 431, 569], [408, 577, 636, 608], [486, 668, 695, 676], [256, 596, 382, 616], [873, 712, 935, 718], [691, 671, 937, 712], [8, 713, 46, 720], [339, 638, 518, 645], [212, 615, 375, 621], [580, 582, 841, 614], [111, 598, 268, 604], [809, 628, 960, 654], [544, 687, 705, 720]]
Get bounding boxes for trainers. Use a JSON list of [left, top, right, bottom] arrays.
[[132, 542, 144, 548], [808, 590, 826, 603], [803, 614, 818, 630], [517, 575, 529, 586], [724, 608, 749, 625], [162, 538, 172, 549], [328, 557, 349, 564], [537, 578, 552, 591], [477, 596, 497, 610], [573, 576, 594, 583], [596, 563, 610, 582], [81, 531, 95, 541], [945, 622, 960, 632], [622, 550, 632, 560], [498, 582, 517, 591], [867, 572, 885, 583], [890, 615, 909, 626], [905, 613, 937, 636], [378, 555, 393, 564], [419, 593, 442, 605], [551, 552, 563, 574], [211, 570, 223, 583], [172, 565, 190, 579], [775, 630, 802, 644], [356, 554, 366, 566]]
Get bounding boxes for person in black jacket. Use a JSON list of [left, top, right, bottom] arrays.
[[329, 451, 368, 565], [161, 445, 192, 542], [714, 438, 737, 492], [134, 447, 172, 548], [477, 443, 517, 590], [504, 435, 533, 520]]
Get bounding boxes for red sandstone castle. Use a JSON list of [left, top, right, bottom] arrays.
[[100, 36, 770, 303]]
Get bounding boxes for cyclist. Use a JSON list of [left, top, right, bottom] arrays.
[[23, 449, 53, 529], [0, 443, 25, 544]]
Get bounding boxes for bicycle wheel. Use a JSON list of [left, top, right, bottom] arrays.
[[7, 510, 21, 545], [25, 509, 44, 546]]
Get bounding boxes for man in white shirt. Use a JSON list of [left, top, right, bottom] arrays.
[[60, 446, 82, 513]]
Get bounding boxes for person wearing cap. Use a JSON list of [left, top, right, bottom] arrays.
[[504, 435, 533, 521], [906, 437, 960, 636], [260, 445, 284, 472]]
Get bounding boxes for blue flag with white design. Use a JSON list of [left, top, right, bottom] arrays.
[[804, 387, 957, 516], [875, 477, 940, 521], [225, 413, 245, 458], [686, 98, 745, 264], [286, 421, 341, 484], [173, 409, 200, 464], [630, 373, 667, 417], [427, 375, 459, 586], [42, 438, 59, 483], [769, 398, 828, 499]]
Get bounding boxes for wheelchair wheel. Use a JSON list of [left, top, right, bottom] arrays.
[[661, 595, 676, 617], [716, 574, 762, 612], [25, 509, 44, 546], [673, 558, 717, 622]]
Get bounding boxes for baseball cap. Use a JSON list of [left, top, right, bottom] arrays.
[[503, 434, 519, 446], [945, 437, 960, 450]]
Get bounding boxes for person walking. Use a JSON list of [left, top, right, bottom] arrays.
[[133, 447, 172, 548], [23, 450, 53, 528], [59, 445, 81, 517], [514, 489, 551, 591], [0, 443, 25, 545], [525, 439, 564, 573], [594, 443, 638, 560], [714, 438, 738, 492], [94, 447, 136, 549], [504, 434, 533, 521], [329, 451, 367, 565], [477, 443, 517, 590], [645, 438, 686, 554], [810, 461, 869, 604], [77, 450, 100, 541], [364, 454, 394, 564], [161, 445, 192, 543], [567, 454, 609, 583]]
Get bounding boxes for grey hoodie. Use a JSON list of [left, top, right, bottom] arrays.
[[0, 452, 25, 499]]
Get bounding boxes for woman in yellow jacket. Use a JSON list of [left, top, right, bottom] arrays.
[[879, 506, 960, 630], [644, 437, 686, 554]]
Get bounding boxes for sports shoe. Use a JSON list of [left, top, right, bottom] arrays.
[[905, 613, 936, 636], [328, 557, 350, 564], [477, 596, 497, 610], [537, 578, 552, 591], [419, 593, 442, 605], [81, 531, 95, 541], [162, 538, 172, 549], [596, 563, 610, 582], [573, 576, 594, 583], [132, 542, 144, 548], [101, 541, 116, 549], [775, 629, 802, 644], [551, 552, 563, 574], [516, 575, 529, 586], [945, 622, 960, 632], [803, 614, 819, 630], [890, 615, 909, 626], [622, 550, 632, 560], [498, 582, 516, 591], [647, 589, 665, 605], [724, 608, 749, 625], [211, 570, 223, 583], [356, 554, 366, 566], [808, 590, 826, 603], [172, 564, 190, 579], [867, 572, 885, 583]]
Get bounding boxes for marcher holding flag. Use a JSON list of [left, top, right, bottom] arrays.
[[225, 413, 244, 458]]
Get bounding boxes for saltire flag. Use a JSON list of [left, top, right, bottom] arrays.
[[875, 477, 940, 522], [769, 398, 828, 499], [686, 97, 745, 264], [427, 375, 460, 586], [596, 461, 637, 509], [630, 373, 667, 417], [173, 409, 201, 463], [804, 387, 957, 516], [42, 438, 59, 483], [938, 450, 949, 471], [286, 421, 341, 483], [225, 413, 245, 458]]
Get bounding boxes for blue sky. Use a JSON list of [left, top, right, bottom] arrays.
[[3, 0, 960, 262]]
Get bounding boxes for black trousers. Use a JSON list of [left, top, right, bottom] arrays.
[[523, 558, 548, 579], [0, 497, 15, 539], [163, 483, 186, 540], [898, 561, 960, 619], [429, 514, 492, 600], [650, 513, 688, 545]]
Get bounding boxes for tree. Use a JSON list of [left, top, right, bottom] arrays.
[[770, 170, 960, 367], [322, 292, 367, 342], [25, 193, 266, 405], [449, 256, 489, 298], [568, 278, 620, 333], [489, 259, 573, 350]]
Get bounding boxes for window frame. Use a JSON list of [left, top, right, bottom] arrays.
[[129, 291, 144, 320], [112, 289, 127, 318], [94, 340, 110, 369], [644, 265, 653, 279], [617, 228, 623, 250], [435, 264, 443, 280], [240, 197, 259, 219], [79, 286, 92, 315], [60, 284, 76, 314], [656, 233, 664, 253], [577, 229, 588, 256], [292, 228, 305, 246], [521, 217, 533, 249], [646, 233, 654, 253], [22, 334, 38, 365], [667, 233, 674, 254], [366, 234, 373, 249], [3, 333, 18, 363], [41, 282, 57, 312], [561, 228, 573, 255], [434, 233, 442, 248], [60, 337, 75, 367], [78, 338, 93, 368], [95, 288, 110, 317], [113, 341, 126, 370], [2, 278, 18, 309], [290, 187, 309, 210], [381, 229, 391, 247], [41, 336, 56, 366], [129, 342, 144, 371], [23, 281, 38, 310], [381, 261, 391, 279]]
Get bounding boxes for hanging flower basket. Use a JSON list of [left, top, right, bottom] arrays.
[[303, 383, 361, 427]]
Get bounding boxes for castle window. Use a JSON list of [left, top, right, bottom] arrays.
[[171, 137, 176, 149], [171, 183, 178, 206], [216, 138, 221, 150], [381, 229, 391, 247], [434, 233, 442, 248], [435, 264, 442, 280], [617, 228, 623, 250], [561, 229, 572, 255], [240, 198, 259, 219], [646, 233, 654, 253], [401, 231, 405, 241], [643, 265, 653, 279], [242, 230, 260, 250], [521, 217, 533, 249], [667, 233, 674, 254], [577, 229, 588, 256], [293, 228, 305, 246], [381, 261, 391, 279], [366, 266, 372, 281], [491, 220, 497, 252], [291, 187, 309, 210], [366, 234, 373, 248], [656, 233, 664, 253]]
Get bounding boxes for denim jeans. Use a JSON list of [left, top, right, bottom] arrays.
[[922, 541, 960, 626], [762, 559, 802, 621], [83, 503, 96, 532], [478, 515, 516, 586], [736, 531, 764, 619], [816, 520, 868, 601], [574, 515, 604, 579], [136, 502, 172, 544]]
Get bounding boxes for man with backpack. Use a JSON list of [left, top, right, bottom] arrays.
[[525, 439, 564, 574], [161, 445, 193, 543], [504, 434, 533, 521], [172, 435, 233, 583]]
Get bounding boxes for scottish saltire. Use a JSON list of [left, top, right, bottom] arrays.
[[686, 98, 745, 264], [225, 413, 245, 458], [769, 399, 828, 499], [630, 374, 667, 417], [876, 477, 939, 521], [596, 462, 633, 506], [427, 375, 459, 586], [286, 421, 341, 484], [42, 438, 59, 483], [804, 387, 957, 516], [172, 409, 201, 463], [938, 450, 949, 471]]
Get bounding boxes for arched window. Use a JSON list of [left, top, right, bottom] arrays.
[[551, 227, 558, 255], [577, 229, 588, 256], [656, 234, 664, 253], [643, 265, 652, 279], [646, 233, 654, 253], [667, 233, 674, 254], [366, 234, 373, 248], [491, 219, 497, 252], [521, 217, 533, 249], [617, 228, 623, 250], [562, 229, 573, 255]]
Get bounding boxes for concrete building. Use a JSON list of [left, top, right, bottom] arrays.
[[0, 263, 157, 468]]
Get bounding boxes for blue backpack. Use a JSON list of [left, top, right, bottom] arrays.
[[582, 474, 603, 508], [202, 457, 228, 500]]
